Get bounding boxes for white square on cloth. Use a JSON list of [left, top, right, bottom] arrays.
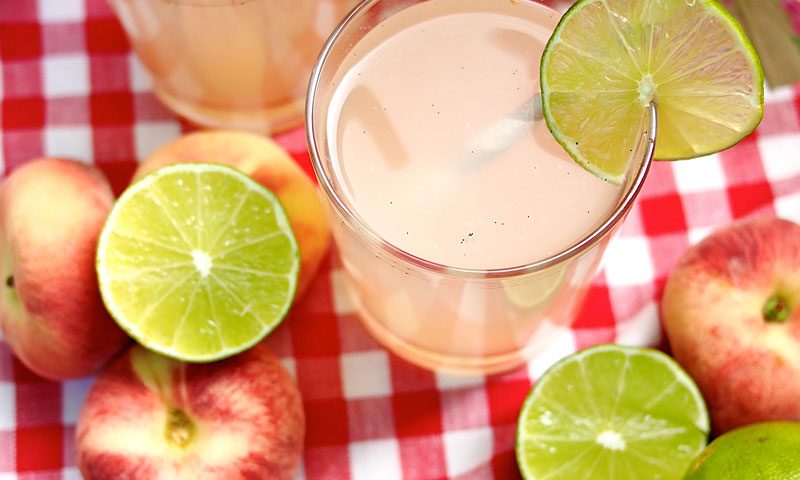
[[443, 427, 494, 478], [687, 226, 715, 245], [672, 153, 726, 194], [61, 377, 93, 424], [777, 192, 800, 224], [526, 325, 576, 380], [615, 302, 662, 347], [341, 351, 392, 399], [435, 371, 484, 391], [603, 236, 654, 286], [45, 126, 93, 160], [62, 467, 83, 480], [38, 0, 85, 22], [331, 270, 355, 315], [0, 383, 15, 429], [280, 358, 297, 383], [759, 134, 800, 181], [349, 439, 402, 480], [129, 55, 152, 93], [134, 122, 181, 160], [43, 54, 89, 97]]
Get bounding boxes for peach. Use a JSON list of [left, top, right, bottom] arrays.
[[133, 131, 330, 300], [77, 344, 305, 480], [0, 158, 129, 380], [662, 217, 800, 435]]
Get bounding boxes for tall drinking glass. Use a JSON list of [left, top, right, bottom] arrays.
[[109, 0, 359, 133], [307, 0, 656, 374]]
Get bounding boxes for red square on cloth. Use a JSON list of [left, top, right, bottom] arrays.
[[0, 131, 43, 173], [89, 55, 131, 92], [90, 92, 134, 125], [2, 60, 42, 99], [720, 134, 765, 185], [303, 445, 351, 479], [15, 426, 63, 472], [12, 359, 48, 384], [0, 348, 14, 382], [95, 161, 137, 196], [290, 312, 341, 358], [92, 125, 134, 162], [573, 284, 615, 330], [46, 97, 91, 126], [85, 18, 129, 54], [14, 383, 61, 428], [639, 194, 688, 236], [389, 355, 437, 394], [0, 2, 37, 23], [304, 398, 349, 447], [392, 390, 443, 438], [728, 182, 775, 218], [0, 430, 15, 472], [491, 425, 522, 480], [295, 357, 343, 401], [133, 93, 176, 122], [61, 425, 78, 472], [347, 397, 396, 441], [1, 24, 42, 60], [261, 324, 294, 358], [398, 434, 447, 479], [2, 98, 45, 129], [486, 378, 531, 427], [86, 0, 117, 19], [336, 314, 382, 353], [439, 388, 490, 431], [646, 233, 692, 282], [42, 23, 86, 55]]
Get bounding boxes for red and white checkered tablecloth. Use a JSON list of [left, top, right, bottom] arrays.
[[2, 1, 800, 479]]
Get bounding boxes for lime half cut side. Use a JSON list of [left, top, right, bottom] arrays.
[[96, 163, 300, 362], [541, 0, 763, 183], [516, 344, 709, 480]]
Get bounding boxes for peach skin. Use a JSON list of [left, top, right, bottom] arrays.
[[0, 158, 129, 380]]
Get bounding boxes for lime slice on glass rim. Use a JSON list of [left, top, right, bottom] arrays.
[[96, 163, 299, 362], [540, 0, 764, 183], [516, 344, 709, 480]]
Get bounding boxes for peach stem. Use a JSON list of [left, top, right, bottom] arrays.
[[763, 294, 790, 323], [165, 408, 196, 449]]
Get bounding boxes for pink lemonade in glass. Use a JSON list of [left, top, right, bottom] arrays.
[[308, 0, 655, 374], [109, 0, 358, 133]]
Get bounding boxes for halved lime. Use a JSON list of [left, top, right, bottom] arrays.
[[541, 0, 764, 183], [516, 344, 709, 480], [96, 163, 299, 362]]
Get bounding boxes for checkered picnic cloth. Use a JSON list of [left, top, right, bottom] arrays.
[[1, 1, 800, 479]]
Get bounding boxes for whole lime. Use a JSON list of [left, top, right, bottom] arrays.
[[684, 422, 800, 479]]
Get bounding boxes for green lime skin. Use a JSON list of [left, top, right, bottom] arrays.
[[684, 422, 800, 480]]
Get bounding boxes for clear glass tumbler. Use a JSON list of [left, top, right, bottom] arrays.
[[109, 0, 358, 134], [306, 0, 657, 374]]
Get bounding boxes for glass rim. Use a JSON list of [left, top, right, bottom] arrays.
[[306, 0, 657, 280]]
